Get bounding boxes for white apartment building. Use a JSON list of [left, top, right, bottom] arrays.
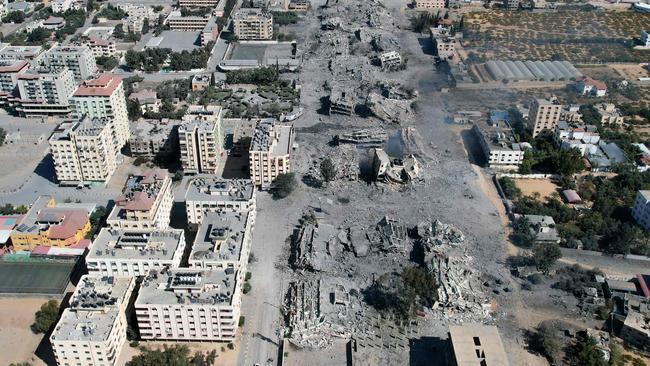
[[129, 118, 178, 158], [528, 98, 562, 137], [179, 106, 224, 174], [106, 169, 173, 230], [49, 118, 119, 184], [15, 67, 76, 117], [51, 0, 73, 13], [632, 190, 650, 231], [185, 177, 256, 225], [249, 119, 294, 188], [554, 121, 600, 156], [233, 8, 273, 40], [70, 74, 130, 150], [414, 0, 446, 10], [86, 228, 186, 276], [83, 37, 117, 58], [135, 268, 242, 341], [38, 45, 97, 81], [189, 211, 255, 271], [0, 59, 28, 93], [165, 11, 211, 31], [179, 0, 219, 6], [50, 275, 135, 366], [472, 115, 526, 168]]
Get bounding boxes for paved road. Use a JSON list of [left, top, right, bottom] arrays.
[[560, 248, 650, 278]]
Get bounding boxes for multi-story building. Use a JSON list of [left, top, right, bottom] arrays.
[[70, 74, 130, 150], [86, 228, 186, 276], [378, 51, 402, 70], [632, 190, 650, 231], [288, 0, 310, 11], [0, 43, 42, 60], [249, 119, 294, 188], [15, 67, 76, 117], [10, 196, 91, 251], [554, 121, 600, 156], [106, 169, 173, 230], [201, 18, 219, 46], [233, 8, 273, 40], [528, 98, 562, 137], [185, 177, 256, 225], [134, 268, 242, 341], [165, 11, 211, 31], [0, 59, 28, 93], [50, 275, 135, 366], [414, 0, 446, 10], [620, 311, 650, 352], [595, 103, 625, 126], [51, 0, 73, 13], [472, 112, 527, 168], [83, 37, 117, 58], [49, 118, 119, 184], [189, 211, 255, 271], [179, 106, 223, 174], [448, 324, 510, 366], [179, 0, 219, 6], [191, 74, 210, 91], [37, 45, 97, 81], [129, 119, 178, 158], [434, 37, 456, 58]]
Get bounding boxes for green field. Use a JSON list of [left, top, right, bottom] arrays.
[[0, 261, 74, 294]]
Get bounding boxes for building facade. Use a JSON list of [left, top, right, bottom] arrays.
[[49, 118, 119, 184], [179, 106, 223, 174], [414, 0, 446, 10], [184, 177, 256, 225], [233, 8, 273, 40], [69, 74, 130, 151], [37, 45, 97, 81], [15, 67, 76, 117], [632, 190, 650, 231], [86, 228, 186, 276], [10, 196, 91, 251], [106, 169, 173, 230], [50, 275, 135, 366], [128, 119, 178, 158], [0, 59, 28, 92], [528, 98, 562, 137], [249, 120, 294, 188]]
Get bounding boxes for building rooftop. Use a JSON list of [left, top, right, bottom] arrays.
[[475, 118, 521, 152], [233, 8, 272, 20], [190, 211, 251, 264], [111, 169, 169, 214], [129, 89, 158, 103], [448, 324, 510, 366], [73, 74, 122, 97], [44, 45, 92, 55], [130, 119, 179, 140], [51, 275, 134, 343], [250, 119, 292, 156], [0, 43, 42, 59], [577, 76, 607, 90], [14, 196, 90, 240], [0, 59, 29, 73], [185, 177, 255, 202], [136, 268, 237, 306], [624, 311, 650, 335], [88, 228, 185, 261]]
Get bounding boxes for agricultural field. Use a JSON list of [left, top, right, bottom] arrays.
[[462, 10, 650, 63]]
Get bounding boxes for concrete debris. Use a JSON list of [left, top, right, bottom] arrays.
[[366, 216, 408, 252], [416, 219, 465, 253], [329, 87, 355, 116], [290, 219, 345, 272], [378, 51, 403, 70], [349, 225, 369, 257], [380, 82, 418, 100], [336, 128, 388, 147], [372, 148, 422, 184], [309, 145, 359, 182], [365, 92, 413, 124]]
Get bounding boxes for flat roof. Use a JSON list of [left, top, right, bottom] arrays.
[[190, 211, 250, 264], [135, 268, 236, 306], [73, 74, 122, 97], [130, 119, 179, 140], [185, 177, 254, 203], [250, 119, 292, 156], [111, 169, 169, 214], [51, 276, 134, 342], [88, 228, 185, 261], [449, 324, 510, 366]]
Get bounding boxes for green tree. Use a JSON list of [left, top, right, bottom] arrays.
[[271, 173, 297, 199], [532, 242, 562, 275], [529, 322, 561, 364], [571, 334, 607, 366], [552, 148, 584, 176], [320, 158, 336, 183], [3, 11, 25, 23], [499, 177, 521, 199], [127, 99, 142, 120], [127, 345, 217, 366], [142, 18, 150, 34], [519, 150, 535, 174], [26, 27, 50, 44], [113, 24, 125, 39], [0, 127, 6, 146], [95, 56, 118, 70], [31, 300, 59, 334]]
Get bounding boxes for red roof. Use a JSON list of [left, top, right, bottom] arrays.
[[71, 239, 91, 249], [31, 246, 50, 255], [73, 74, 122, 97], [121, 191, 155, 211], [577, 76, 607, 90], [38, 209, 88, 240], [0, 60, 28, 73]]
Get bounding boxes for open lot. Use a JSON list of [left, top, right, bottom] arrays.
[[513, 178, 560, 200], [151, 30, 202, 51], [0, 261, 75, 294], [229, 42, 294, 63], [463, 10, 650, 62]]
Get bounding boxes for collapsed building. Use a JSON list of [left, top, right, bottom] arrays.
[[329, 87, 355, 116], [372, 148, 421, 184], [336, 128, 388, 147]]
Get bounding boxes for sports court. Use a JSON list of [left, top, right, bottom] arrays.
[[0, 260, 74, 294]]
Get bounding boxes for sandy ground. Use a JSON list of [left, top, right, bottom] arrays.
[[514, 178, 560, 200], [117, 339, 239, 365], [609, 63, 650, 80], [0, 296, 57, 366]]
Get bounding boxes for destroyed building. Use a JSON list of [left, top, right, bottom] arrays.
[[329, 87, 355, 116], [378, 51, 403, 70], [336, 128, 388, 147], [372, 148, 421, 184]]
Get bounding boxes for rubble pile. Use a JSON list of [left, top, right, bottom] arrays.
[[416, 219, 465, 251], [336, 128, 388, 147], [367, 216, 408, 252], [329, 145, 360, 181], [365, 92, 413, 124], [372, 148, 422, 184], [290, 219, 347, 272], [430, 253, 492, 322]]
